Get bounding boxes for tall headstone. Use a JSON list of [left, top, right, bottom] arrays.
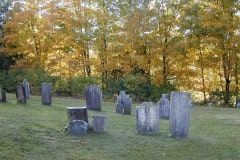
[[158, 94, 170, 119], [136, 102, 160, 135], [236, 99, 240, 108], [208, 103, 213, 109], [91, 115, 106, 133], [67, 107, 88, 123], [85, 85, 102, 111], [22, 79, 30, 99], [41, 83, 52, 106], [169, 91, 191, 138], [0, 87, 7, 102], [116, 91, 132, 115], [16, 83, 27, 104]]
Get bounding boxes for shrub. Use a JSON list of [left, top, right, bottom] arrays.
[[54, 76, 99, 98], [0, 68, 58, 94]]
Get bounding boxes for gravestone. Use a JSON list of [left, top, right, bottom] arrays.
[[158, 94, 170, 119], [67, 107, 88, 123], [67, 120, 88, 136], [236, 99, 240, 108], [41, 83, 52, 105], [0, 87, 7, 102], [169, 91, 191, 138], [136, 102, 160, 135], [85, 85, 102, 111], [22, 79, 30, 99], [91, 115, 106, 133], [116, 91, 132, 115], [16, 83, 27, 104], [208, 103, 213, 109]]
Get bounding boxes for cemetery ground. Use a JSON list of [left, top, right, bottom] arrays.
[[0, 94, 240, 160]]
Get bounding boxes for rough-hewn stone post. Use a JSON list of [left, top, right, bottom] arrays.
[[169, 91, 191, 138], [91, 115, 106, 133], [41, 83, 52, 105], [16, 83, 27, 104], [237, 99, 240, 108], [67, 107, 88, 123], [0, 87, 7, 102], [116, 91, 132, 115], [158, 94, 170, 119], [22, 79, 30, 99], [136, 102, 160, 135], [85, 85, 102, 111]]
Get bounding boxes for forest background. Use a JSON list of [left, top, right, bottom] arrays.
[[0, 0, 239, 107]]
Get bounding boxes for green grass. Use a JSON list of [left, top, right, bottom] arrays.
[[0, 94, 240, 160]]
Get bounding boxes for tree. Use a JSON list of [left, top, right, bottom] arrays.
[[2, 0, 47, 70], [0, 0, 19, 73], [206, 0, 240, 106]]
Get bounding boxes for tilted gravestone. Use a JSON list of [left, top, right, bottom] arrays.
[[67, 120, 88, 136], [91, 115, 106, 133], [22, 79, 30, 99], [16, 83, 27, 104], [85, 85, 102, 111], [41, 83, 52, 105], [67, 107, 88, 123], [136, 102, 160, 135], [116, 91, 132, 115], [158, 94, 170, 120], [169, 91, 191, 138], [0, 87, 7, 102]]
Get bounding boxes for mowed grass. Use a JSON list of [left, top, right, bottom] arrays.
[[0, 94, 240, 160]]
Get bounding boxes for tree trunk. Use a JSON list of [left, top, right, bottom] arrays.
[[199, 49, 207, 104], [222, 53, 231, 106], [201, 68, 207, 104], [235, 62, 239, 107], [162, 47, 168, 85]]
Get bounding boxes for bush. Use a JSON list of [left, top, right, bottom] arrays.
[[103, 78, 125, 100], [0, 69, 176, 103], [0, 68, 58, 94], [54, 76, 99, 98], [122, 74, 176, 102]]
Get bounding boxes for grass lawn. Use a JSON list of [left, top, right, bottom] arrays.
[[0, 94, 240, 160]]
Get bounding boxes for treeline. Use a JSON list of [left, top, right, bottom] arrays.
[[0, 0, 239, 107]]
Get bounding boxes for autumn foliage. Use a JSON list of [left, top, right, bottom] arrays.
[[0, 0, 239, 106]]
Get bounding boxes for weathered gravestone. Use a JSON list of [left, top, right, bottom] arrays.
[[169, 91, 191, 138], [136, 102, 160, 135], [158, 94, 170, 119], [86, 85, 102, 111], [22, 79, 30, 99], [16, 83, 27, 104], [66, 120, 88, 136], [236, 99, 240, 108], [0, 87, 7, 102], [91, 115, 106, 133], [116, 91, 132, 115], [67, 107, 88, 123], [208, 103, 213, 109], [41, 83, 52, 105]]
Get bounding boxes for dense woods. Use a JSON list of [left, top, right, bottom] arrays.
[[0, 0, 239, 107]]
